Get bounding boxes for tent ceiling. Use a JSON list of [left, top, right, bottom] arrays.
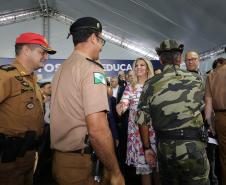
[[1, 0, 226, 54], [0, 1, 38, 13]]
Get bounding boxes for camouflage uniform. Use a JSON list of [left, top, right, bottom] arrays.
[[136, 40, 210, 185]]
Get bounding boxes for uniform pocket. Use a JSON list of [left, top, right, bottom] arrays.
[[183, 142, 209, 176]]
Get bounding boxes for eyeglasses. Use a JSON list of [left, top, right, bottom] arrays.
[[185, 58, 198, 62], [96, 35, 106, 46]]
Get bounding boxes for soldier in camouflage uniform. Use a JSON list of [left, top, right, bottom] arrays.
[[136, 39, 210, 185]]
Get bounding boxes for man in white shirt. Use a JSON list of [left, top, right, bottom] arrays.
[[110, 76, 119, 98], [40, 82, 51, 124]]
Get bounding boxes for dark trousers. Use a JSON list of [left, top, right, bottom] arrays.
[[33, 124, 55, 185], [207, 143, 219, 185], [117, 110, 129, 175]]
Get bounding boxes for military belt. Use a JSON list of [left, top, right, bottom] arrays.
[[71, 146, 92, 155], [157, 128, 203, 141], [0, 131, 40, 163]]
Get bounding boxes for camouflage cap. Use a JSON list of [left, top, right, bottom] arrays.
[[155, 39, 184, 56]]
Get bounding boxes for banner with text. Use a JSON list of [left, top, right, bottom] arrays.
[[0, 58, 161, 82]]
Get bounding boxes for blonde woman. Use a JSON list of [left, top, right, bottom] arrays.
[[117, 58, 157, 185]]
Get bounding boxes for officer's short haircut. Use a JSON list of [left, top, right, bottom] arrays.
[[15, 44, 26, 56], [15, 44, 40, 56], [71, 29, 99, 46], [160, 51, 181, 64]]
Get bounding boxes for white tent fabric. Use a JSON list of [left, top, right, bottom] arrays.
[[1, 0, 226, 55]]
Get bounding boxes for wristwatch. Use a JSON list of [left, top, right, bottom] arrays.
[[143, 145, 151, 150]]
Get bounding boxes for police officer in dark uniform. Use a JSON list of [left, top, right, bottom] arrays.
[[0, 32, 56, 185]]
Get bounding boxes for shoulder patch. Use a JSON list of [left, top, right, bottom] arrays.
[[0, 64, 16, 72], [93, 72, 106, 85]]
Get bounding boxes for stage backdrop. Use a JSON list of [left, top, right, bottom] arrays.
[[0, 58, 161, 82]]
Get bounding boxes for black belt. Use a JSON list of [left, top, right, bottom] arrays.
[[0, 134, 40, 150], [0, 132, 40, 163], [157, 128, 203, 141], [214, 109, 226, 112], [72, 146, 92, 155]]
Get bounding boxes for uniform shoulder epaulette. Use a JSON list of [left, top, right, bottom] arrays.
[[0, 64, 16, 72], [145, 73, 162, 85], [144, 78, 152, 84], [86, 58, 104, 69]]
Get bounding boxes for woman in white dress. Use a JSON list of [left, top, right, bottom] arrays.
[[117, 58, 158, 185]]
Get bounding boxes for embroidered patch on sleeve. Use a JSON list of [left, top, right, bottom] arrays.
[[93, 72, 106, 85]]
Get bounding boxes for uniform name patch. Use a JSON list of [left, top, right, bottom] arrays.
[[93, 72, 106, 85]]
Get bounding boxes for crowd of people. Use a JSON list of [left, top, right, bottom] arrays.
[[0, 16, 226, 185]]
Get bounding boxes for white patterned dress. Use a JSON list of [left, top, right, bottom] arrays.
[[120, 84, 156, 174]]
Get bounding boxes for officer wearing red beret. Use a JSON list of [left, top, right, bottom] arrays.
[[0, 32, 56, 185]]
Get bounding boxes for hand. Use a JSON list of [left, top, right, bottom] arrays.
[[206, 116, 216, 136], [110, 171, 125, 185], [116, 103, 124, 116], [144, 148, 156, 168], [209, 123, 216, 136], [115, 139, 119, 148]]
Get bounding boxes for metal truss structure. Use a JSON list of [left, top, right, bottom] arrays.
[[200, 45, 226, 61], [0, 2, 158, 60], [0, 2, 225, 60], [0, 9, 41, 26]]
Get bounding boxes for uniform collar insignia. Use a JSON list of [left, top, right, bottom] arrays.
[[12, 60, 31, 76], [21, 71, 26, 75]]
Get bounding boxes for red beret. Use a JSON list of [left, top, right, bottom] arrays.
[[16, 32, 56, 55]]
